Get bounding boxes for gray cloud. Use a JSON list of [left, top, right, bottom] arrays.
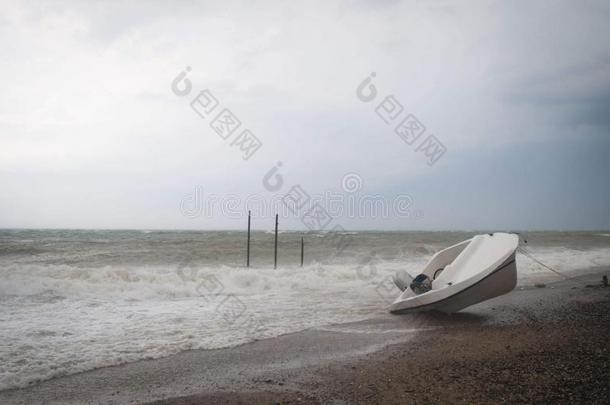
[[1, 0, 609, 230]]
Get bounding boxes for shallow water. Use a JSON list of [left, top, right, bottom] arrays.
[[1, 230, 609, 390]]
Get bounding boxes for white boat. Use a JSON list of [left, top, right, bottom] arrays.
[[389, 232, 519, 314]]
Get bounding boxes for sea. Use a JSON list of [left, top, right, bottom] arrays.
[[1, 229, 609, 390]]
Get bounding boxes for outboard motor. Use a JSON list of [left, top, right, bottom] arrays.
[[392, 270, 413, 292], [410, 274, 432, 294]]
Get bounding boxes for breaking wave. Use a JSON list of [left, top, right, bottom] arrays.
[[1, 231, 609, 390]]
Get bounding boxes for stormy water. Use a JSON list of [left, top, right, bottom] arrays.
[[1, 229, 609, 390]]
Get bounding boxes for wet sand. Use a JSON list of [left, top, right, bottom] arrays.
[[1, 268, 609, 404]]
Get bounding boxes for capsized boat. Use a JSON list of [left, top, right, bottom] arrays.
[[389, 232, 519, 314]]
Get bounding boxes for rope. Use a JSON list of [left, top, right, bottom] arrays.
[[517, 246, 574, 281]]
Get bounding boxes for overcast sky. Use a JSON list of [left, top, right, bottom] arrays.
[[1, 0, 609, 230]]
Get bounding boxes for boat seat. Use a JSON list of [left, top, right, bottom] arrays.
[[432, 235, 506, 289], [432, 235, 496, 287]]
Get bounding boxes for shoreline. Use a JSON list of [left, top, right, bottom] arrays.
[[1, 268, 608, 404], [154, 300, 610, 405]]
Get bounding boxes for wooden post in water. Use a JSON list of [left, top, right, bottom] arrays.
[[246, 210, 251, 268], [300, 237, 304, 267], [274, 214, 279, 269]]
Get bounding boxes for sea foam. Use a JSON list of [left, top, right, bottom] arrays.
[[1, 241, 608, 390]]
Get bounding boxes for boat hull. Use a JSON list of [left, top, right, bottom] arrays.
[[390, 253, 517, 314]]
